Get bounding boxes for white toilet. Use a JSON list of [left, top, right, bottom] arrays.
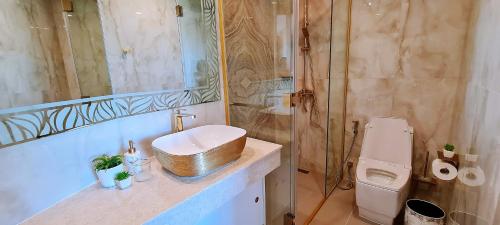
[[355, 117, 413, 225]]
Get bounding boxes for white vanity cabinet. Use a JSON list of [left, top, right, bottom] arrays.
[[196, 179, 265, 225]]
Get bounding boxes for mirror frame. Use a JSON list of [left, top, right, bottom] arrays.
[[0, 0, 220, 149]]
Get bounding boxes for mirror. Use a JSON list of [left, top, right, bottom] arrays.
[[0, 0, 213, 110]]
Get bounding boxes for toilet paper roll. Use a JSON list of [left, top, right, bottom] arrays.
[[432, 159, 458, 181], [458, 166, 485, 187]]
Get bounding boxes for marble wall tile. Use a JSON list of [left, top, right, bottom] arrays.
[[0, 0, 72, 109], [98, 0, 185, 94], [223, 0, 275, 135], [400, 0, 472, 79], [346, 78, 395, 121], [301, 0, 334, 81], [330, 0, 349, 79], [223, 0, 274, 89], [348, 0, 403, 79], [394, 78, 461, 173]]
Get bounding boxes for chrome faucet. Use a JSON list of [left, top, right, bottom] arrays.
[[174, 109, 196, 132]]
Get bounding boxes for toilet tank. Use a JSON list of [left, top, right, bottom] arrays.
[[360, 117, 413, 168]]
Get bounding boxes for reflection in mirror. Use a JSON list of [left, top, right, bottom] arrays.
[[0, 0, 213, 110], [1, 0, 80, 109], [99, 0, 185, 94], [178, 0, 209, 89], [67, 0, 112, 98]]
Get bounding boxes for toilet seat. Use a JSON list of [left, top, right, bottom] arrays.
[[356, 158, 411, 192]]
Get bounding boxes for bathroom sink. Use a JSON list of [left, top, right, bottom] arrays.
[[152, 125, 247, 176]]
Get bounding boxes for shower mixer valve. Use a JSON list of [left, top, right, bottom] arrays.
[[352, 120, 359, 135], [290, 89, 315, 107]]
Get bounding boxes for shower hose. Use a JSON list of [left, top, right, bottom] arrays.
[[338, 124, 358, 190]]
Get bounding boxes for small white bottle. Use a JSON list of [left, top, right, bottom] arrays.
[[124, 140, 141, 175]]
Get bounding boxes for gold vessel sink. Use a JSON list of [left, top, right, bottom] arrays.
[[152, 125, 247, 177]]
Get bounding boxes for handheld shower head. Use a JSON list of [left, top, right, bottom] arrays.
[[301, 27, 310, 52]]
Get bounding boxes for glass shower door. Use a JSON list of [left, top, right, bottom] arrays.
[[221, 0, 296, 224]]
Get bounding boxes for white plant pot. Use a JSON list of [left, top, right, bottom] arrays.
[[116, 177, 132, 190], [96, 164, 123, 188], [443, 149, 455, 158]]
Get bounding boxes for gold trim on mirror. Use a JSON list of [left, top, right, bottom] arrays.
[[0, 0, 221, 149], [217, 0, 230, 125]]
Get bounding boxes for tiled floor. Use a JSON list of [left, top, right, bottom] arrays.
[[295, 171, 325, 225], [309, 188, 373, 225]]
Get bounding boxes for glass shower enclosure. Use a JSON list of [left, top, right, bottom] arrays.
[[221, 0, 296, 224]]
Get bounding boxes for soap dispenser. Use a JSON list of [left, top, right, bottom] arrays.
[[125, 140, 141, 174]]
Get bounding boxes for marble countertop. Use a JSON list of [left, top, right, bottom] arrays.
[[22, 138, 281, 225]]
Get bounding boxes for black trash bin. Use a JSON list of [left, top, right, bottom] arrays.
[[405, 199, 445, 225]]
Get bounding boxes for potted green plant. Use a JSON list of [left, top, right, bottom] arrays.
[[92, 154, 123, 188], [115, 171, 132, 189], [443, 144, 455, 158]]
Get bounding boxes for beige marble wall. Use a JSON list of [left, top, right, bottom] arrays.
[[345, 0, 473, 177], [0, 0, 73, 109], [449, 0, 500, 223], [98, 0, 185, 94]]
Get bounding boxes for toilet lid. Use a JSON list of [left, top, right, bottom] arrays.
[[360, 118, 413, 167], [356, 158, 411, 192]]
